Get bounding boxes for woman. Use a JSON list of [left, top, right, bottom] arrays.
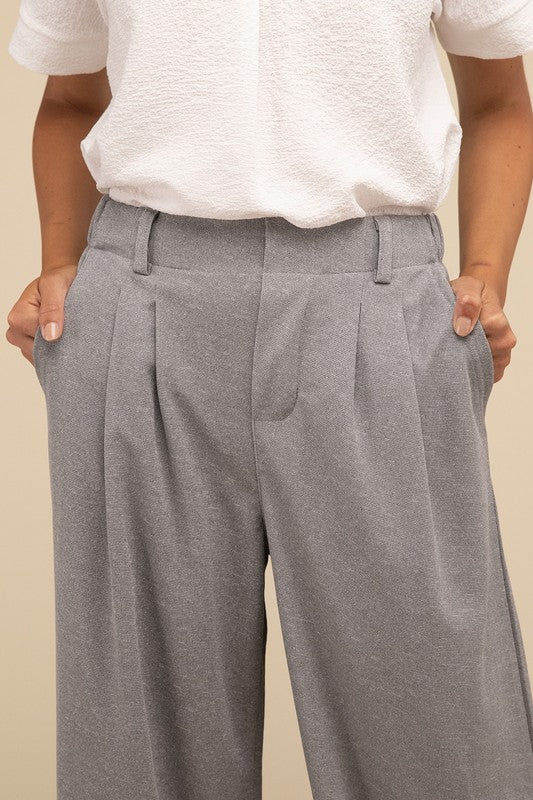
[[5, 1, 533, 798]]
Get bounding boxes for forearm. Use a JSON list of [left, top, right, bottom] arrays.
[[457, 101, 533, 306], [33, 97, 103, 274]]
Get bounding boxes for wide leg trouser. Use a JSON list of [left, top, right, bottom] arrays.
[[33, 195, 533, 799]]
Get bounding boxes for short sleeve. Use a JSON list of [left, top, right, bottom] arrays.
[[8, 0, 108, 75], [432, 0, 533, 58]]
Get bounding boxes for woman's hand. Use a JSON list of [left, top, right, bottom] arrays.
[[449, 274, 517, 383], [6, 264, 78, 366]]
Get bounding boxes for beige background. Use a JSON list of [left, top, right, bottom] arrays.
[[1, 3, 532, 795]]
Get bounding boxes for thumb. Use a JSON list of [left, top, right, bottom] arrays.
[[451, 275, 484, 337], [37, 267, 75, 341]]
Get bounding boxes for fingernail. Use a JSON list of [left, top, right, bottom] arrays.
[[42, 322, 59, 341], [454, 316, 472, 336]]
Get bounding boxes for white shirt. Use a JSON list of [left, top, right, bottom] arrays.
[[8, 0, 533, 228]]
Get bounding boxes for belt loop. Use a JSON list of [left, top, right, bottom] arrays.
[[426, 212, 445, 263], [373, 215, 393, 284], [132, 206, 160, 275]]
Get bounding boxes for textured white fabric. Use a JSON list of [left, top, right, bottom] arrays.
[[8, 0, 533, 227]]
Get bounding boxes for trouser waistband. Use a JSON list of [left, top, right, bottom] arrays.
[[86, 194, 445, 283]]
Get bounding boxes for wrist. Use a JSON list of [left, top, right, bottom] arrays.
[[40, 261, 79, 275], [459, 262, 508, 307]]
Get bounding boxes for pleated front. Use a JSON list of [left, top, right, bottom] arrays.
[[33, 197, 533, 800], [252, 260, 533, 799], [102, 263, 269, 799]]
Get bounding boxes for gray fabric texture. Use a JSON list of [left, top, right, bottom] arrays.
[[33, 194, 533, 800]]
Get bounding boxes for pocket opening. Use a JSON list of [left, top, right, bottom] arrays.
[[430, 261, 494, 398]]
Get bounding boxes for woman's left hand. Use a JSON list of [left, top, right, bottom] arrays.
[[449, 274, 517, 383]]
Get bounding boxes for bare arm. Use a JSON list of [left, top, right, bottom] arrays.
[[6, 69, 110, 356], [450, 55, 533, 303], [35, 70, 111, 272], [446, 54, 533, 381]]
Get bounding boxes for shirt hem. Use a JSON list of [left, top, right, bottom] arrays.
[[106, 187, 437, 228]]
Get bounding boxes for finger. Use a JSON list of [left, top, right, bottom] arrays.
[[5, 330, 36, 364], [37, 270, 70, 341], [6, 306, 40, 338], [5, 326, 30, 350], [493, 350, 512, 383], [450, 277, 484, 337], [482, 309, 514, 340], [20, 335, 36, 364]]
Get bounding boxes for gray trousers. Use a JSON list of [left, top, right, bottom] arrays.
[[33, 194, 533, 800]]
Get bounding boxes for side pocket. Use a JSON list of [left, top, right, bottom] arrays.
[[470, 316, 495, 390], [64, 245, 92, 308], [32, 245, 95, 391], [430, 261, 494, 398], [32, 324, 44, 387], [32, 200, 107, 388]]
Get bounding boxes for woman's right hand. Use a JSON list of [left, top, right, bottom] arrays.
[[6, 264, 78, 366]]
